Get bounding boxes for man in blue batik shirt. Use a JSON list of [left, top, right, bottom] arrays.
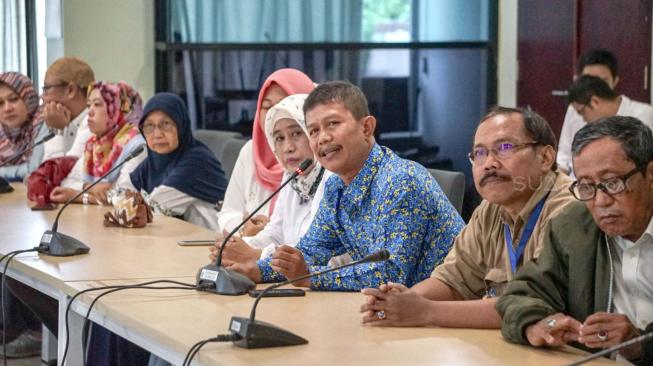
[[230, 81, 463, 290]]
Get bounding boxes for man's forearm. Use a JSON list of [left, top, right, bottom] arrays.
[[412, 277, 463, 301], [425, 298, 502, 329]]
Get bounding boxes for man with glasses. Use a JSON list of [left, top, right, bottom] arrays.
[[360, 106, 574, 328], [568, 75, 652, 128], [41, 57, 95, 164], [497, 116, 653, 365]]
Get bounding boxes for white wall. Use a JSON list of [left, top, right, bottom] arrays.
[[497, 0, 518, 107], [62, 0, 155, 99]]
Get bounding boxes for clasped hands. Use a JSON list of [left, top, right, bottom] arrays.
[[50, 183, 113, 205], [360, 282, 431, 327], [208, 231, 311, 288], [526, 312, 642, 359]]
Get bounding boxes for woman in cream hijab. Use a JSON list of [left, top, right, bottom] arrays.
[[211, 94, 333, 263]]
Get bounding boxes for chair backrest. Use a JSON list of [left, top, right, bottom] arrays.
[[427, 168, 465, 214], [194, 129, 243, 164], [221, 138, 248, 178]]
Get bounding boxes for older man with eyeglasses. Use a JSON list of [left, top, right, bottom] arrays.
[[40, 57, 95, 161], [497, 116, 653, 365], [360, 106, 575, 328]]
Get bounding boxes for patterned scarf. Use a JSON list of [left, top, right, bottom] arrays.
[[0, 72, 41, 165], [83, 82, 142, 179], [264, 94, 325, 204]]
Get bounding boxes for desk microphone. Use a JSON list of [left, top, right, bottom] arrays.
[[0, 132, 55, 194], [567, 331, 653, 366], [196, 158, 313, 295], [38, 145, 145, 256], [228, 249, 390, 348]]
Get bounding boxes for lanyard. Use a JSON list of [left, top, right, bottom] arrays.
[[504, 194, 548, 273]]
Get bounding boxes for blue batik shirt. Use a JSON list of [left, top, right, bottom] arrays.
[[257, 144, 464, 290]]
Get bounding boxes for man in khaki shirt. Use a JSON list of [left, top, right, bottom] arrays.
[[360, 106, 575, 328]]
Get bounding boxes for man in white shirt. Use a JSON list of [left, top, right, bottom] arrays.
[[558, 50, 623, 175], [41, 57, 95, 161], [562, 75, 653, 177], [568, 75, 653, 126]]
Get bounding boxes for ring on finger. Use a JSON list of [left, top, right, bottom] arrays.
[[376, 310, 386, 320], [597, 330, 608, 342], [546, 318, 557, 329]]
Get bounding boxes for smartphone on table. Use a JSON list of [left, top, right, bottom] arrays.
[[248, 289, 306, 297], [177, 240, 215, 246]]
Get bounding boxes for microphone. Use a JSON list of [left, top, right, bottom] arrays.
[[567, 331, 653, 366], [0, 132, 55, 194], [196, 158, 313, 295], [228, 249, 390, 349], [38, 145, 145, 256]]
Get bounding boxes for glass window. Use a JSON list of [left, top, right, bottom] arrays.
[[417, 0, 490, 42], [156, 0, 497, 219], [165, 0, 490, 44]]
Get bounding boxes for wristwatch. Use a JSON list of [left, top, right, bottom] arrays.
[[82, 193, 89, 205]]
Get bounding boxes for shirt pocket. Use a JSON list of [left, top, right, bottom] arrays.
[[482, 268, 509, 298]]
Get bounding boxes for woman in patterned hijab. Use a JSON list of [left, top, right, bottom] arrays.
[[0, 71, 48, 180], [49, 81, 145, 204], [82, 81, 143, 181]]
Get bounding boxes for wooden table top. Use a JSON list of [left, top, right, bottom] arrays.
[[0, 184, 215, 284], [67, 280, 616, 366], [2, 185, 616, 365]]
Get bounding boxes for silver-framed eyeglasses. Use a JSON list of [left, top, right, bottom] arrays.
[[142, 120, 176, 135], [569, 167, 642, 201], [41, 82, 68, 95], [468, 141, 539, 165]]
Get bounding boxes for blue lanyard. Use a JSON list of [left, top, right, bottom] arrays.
[[504, 194, 548, 273]]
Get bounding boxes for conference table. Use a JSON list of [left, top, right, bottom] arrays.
[[0, 184, 616, 365]]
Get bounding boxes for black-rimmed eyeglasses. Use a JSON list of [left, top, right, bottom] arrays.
[[569, 167, 643, 201]]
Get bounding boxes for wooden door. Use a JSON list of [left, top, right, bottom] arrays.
[[517, 0, 576, 137], [578, 0, 652, 103], [517, 0, 652, 138]]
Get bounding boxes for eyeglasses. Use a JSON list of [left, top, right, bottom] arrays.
[[468, 141, 539, 165], [142, 120, 176, 135], [41, 82, 68, 95], [574, 103, 589, 115], [569, 167, 642, 201]]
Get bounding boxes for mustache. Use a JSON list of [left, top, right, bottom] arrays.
[[479, 171, 511, 187], [318, 145, 341, 157]]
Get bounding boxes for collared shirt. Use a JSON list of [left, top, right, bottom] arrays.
[[611, 214, 653, 330], [257, 144, 464, 290], [42, 108, 91, 161], [557, 96, 653, 176], [432, 171, 575, 299]]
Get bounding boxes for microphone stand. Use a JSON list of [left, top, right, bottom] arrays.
[[39, 145, 145, 256], [0, 132, 55, 194], [567, 331, 653, 366], [229, 249, 390, 349], [196, 159, 313, 295]]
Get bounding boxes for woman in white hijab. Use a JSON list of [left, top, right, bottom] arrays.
[[210, 94, 333, 263]]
